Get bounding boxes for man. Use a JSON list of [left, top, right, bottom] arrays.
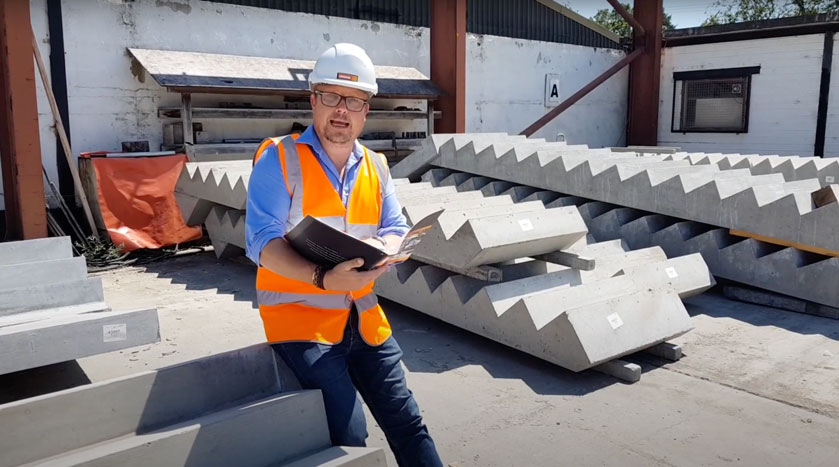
[[245, 43, 443, 467]]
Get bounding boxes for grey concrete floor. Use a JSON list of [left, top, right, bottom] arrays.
[[15, 252, 839, 466]]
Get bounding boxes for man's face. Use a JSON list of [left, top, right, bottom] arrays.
[[310, 84, 370, 145]]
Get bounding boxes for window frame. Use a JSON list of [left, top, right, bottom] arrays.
[[671, 66, 761, 134]]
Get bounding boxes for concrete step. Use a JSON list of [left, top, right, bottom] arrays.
[[665, 152, 839, 185], [30, 391, 328, 467], [0, 308, 160, 376], [0, 257, 88, 291], [0, 345, 300, 467], [280, 446, 387, 467], [0, 237, 73, 266], [0, 278, 106, 316]]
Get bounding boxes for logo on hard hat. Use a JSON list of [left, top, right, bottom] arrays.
[[336, 72, 359, 82]]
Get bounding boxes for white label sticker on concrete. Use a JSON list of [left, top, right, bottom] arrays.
[[827, 176, 836, 183], [518, 219, 534, 231], [607, 313, 624, 330], [103, 324, 127, 342], [665, 267, 679, 279]]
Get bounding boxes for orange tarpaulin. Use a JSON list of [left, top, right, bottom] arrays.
[[86, 154, 202, 251]]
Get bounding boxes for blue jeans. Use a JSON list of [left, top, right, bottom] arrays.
[[274, 307, 443, 467]]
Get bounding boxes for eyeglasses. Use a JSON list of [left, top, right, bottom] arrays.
[[314, 91, 369, 112]]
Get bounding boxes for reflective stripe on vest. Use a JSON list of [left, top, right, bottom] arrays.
[[253, 135, 393, 346]]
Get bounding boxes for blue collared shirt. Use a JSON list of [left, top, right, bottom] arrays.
[[245, 126, 410, 265]]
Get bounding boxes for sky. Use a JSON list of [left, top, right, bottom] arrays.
[[557, 0, 719, 29]]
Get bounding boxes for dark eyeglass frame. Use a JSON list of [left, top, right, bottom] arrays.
[[314, 91, 369, 112]]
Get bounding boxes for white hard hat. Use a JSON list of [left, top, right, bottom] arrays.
[[309, 43, 378, 95]]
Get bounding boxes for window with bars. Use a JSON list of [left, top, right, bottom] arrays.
[[672, 67, 760, 133]]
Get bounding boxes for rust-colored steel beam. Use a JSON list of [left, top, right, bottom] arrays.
[[430, 0, 466, 133], [628, 0, 663, 145], [607, 0, 646, 37], [520, 47, 645, 137], [0, 0, 47, 240]]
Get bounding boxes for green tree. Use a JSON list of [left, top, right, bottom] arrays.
[[591, 3, 676, 38], [703, 0, 839, 26]]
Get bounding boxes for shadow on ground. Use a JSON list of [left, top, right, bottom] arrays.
[[0, 361, 92, 404], [136, 253, 670, 396], [686, 291, 839, 341], [140, 252, 259, 307], [382, 298, 634, 397]]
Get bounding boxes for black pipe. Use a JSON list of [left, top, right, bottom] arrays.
[[815, 31, 834, 158], [47, 0, 73, 200]]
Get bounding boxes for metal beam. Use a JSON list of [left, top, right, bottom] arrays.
[[0, 0, 47, 240], [607, 0, 646, 37], [627, 0, 663, 146], [520, 47, 644, 137], [430, 0, 466, 133]]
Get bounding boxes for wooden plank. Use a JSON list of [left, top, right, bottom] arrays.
[[592, 359, 641, 383], [532, 250, 595, 271], [729, 229, 839, 257], [642, 342, 683, 361], [32, 31, 99, 240], [812, 185, 839, 208], [158, 107, 441, 120], [181, 93, 194, 146]]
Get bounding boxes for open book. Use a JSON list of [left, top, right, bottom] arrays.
[[285, 210, 443, 271]]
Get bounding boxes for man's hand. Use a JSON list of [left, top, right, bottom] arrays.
[[324, 258, 387, 291]]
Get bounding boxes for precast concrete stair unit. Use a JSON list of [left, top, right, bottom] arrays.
[[421, 165, 839, 312], [425, 134, 838, 254], [376, 182, 714, 374], [661, 152, 839, 186], [0, 237, 160, 375]]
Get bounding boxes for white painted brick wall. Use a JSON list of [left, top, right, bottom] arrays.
[[467, 34, 628, 147], [659, 34, 827, 157], [2, 0, 627, 210]]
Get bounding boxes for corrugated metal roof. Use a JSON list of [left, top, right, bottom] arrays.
[[128, 48, 443, 98], [209, 0, 620, 49]]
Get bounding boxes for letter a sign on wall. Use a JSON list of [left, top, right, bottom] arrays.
[[545, 73, 561, 107]]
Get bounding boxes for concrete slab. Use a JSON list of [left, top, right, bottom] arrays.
[[0, 308, 160, 376], [0, 237, 72, 266], [281, 446, 387, 467]]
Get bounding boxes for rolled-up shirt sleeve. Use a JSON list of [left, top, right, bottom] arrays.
[[245, 144, 291, 265], [377, 171, 410, 238]]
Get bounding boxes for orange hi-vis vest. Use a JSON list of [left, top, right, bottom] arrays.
[[252, 134, 393, 346]]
